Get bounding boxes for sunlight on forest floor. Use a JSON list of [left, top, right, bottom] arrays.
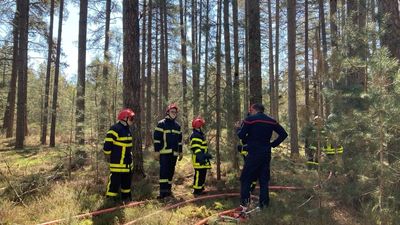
[[0, 136, 364, 225]]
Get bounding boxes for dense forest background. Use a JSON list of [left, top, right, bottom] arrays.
[[0, 0, 399, 224]]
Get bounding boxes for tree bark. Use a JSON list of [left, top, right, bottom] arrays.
[[305, 0, 310, 121], [41, 0, 54, 145], [154, 6, 160, 120], [287, 0, 299, 157], [192, 0, 199, 116], [99, 0, 112, 135], [268, 0, 275, 117], [330, 0, 338, 84], [3, 4, 19, 138], [319, 0, 328, 74], [179, 0, 188, 137], [248, 0, 262, 104], [203, 0, 209, 115], [232, 0, 240, 173], [123, 0, 145, 178], [145, 0, 153, 147], [163, 1, 169, 107], [49, 0, 64, 147], [244, 0, 249, 111], [141, 0, 147, 133], [223, 0, 236, 172], [274, 0, 280, 122], [75, 0, 88, 145], [15, 0, 29, 149], [304, 0, 311, 165], [215, 0, 222, 180], [378, 1, 400, 61]]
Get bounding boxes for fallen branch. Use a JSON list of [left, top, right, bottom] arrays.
[[0, 160, 27, 207]]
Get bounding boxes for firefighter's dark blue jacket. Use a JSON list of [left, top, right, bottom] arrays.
[[190, 129, 211, 169], [237, 112, 288, 154], [153, 118, 183, 155], [103, 122, 133, 172]]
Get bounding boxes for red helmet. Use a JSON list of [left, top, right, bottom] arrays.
[[117, 108, 135, 120], [192, 117, 205, 129], [166, 103, 179, 113]]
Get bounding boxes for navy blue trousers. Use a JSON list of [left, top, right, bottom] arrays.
[[159, 154, 178, 194], [106, 171, 132, 200], [240, 152, 271, 207]]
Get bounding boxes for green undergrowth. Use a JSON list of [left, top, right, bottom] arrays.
[[0, 139, 366, 225]]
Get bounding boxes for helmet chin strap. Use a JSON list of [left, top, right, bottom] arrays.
[[120, 118, 129, 126], [166, 113, 176, 120]]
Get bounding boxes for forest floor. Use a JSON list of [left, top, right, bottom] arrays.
[[0, 136, 365, 225]]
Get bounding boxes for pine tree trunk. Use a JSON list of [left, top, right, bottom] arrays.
[[192, 0, 199, 116], [99, 0, 111, 135], [163, 1, 169, 106], [268, 0, 275, 117], [232, 0, 240, 173], [41, 0, 54, 145], [319, 0, 328, 74], [378, 0, 400, 61], [304, 0, 311, 163], [330, 0, 338, 84], [274, 0, 280, 122], [215, 0, 222, 181], [141, 0, 147, 134], [123, 0, 145, 178], [305, 0, 310, 122], [319, 0, 330, 117], [159, 1, 165, 113], [243, 0, 249, 112], [203, 0, 209, 116], [154, 7, 160, 120], [287, 0, 299, 157], [197, 0, 202, 110], [145, 0, 153, 147], [75, 0, 88, 145], [248, 0, 262, 104], [370, 0, 377, 52], [179, 0, 188, 137], [49, 0, 64, 147], [2, 5, 19, 138], [15, 0, 29, 149], [223, 0, 236, 172], [359, 0, 367, 91]]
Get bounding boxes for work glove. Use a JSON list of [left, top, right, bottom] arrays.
[[196, 153, 206, 165], [178, 152, 183, 161], [154, 152, 160, 161], [204, 153, 213, 160]]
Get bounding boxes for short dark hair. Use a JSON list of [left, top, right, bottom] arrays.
[[251, 103, 265, 113]]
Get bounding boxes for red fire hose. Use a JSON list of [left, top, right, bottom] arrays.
[[38, 171, 333, 225]]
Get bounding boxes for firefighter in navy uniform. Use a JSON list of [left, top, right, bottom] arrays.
[[237, 139, 257, 192], [235, 103, 288, 210], [153, 103, 183, 199], [190, 117, 212, 195], [103, 108, 135, 202]]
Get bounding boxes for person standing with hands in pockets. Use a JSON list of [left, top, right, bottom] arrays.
[[235, 103, 288, 210]]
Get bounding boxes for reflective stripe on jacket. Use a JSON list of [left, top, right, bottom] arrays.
[[190, 129, 211, 169], [153, 118, 183, 155], [103, 122, 133, 173]]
